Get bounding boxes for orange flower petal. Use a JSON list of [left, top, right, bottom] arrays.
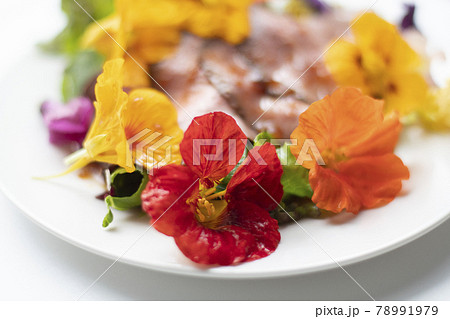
[[291, 88, 384, 163], [338, 154, 410, 210], [310, 153, 409, 214], [346, 111, 402, 157], [291, 87, 409, 214], [309, 165, 362, 213]]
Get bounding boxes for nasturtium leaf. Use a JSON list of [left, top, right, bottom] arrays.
[[62, 50, 104, 102], [41, 0, 114, 55], [105, 168, 149, 211], [270, 195, 320, 225], [102, 168, 149, 227], [102, 208, 114, 228], [255, 132, 313, 199], [253, 131, 274, 147], [277, 143, 313, 198]]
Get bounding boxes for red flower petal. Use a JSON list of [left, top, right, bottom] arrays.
[[226, 143, 283, 211], [141, 164, 199, 236], [228, 200, 281, 261], [174, 223, 255, 265], [180, 112, 247, 186], [174, 201, 280, 265]]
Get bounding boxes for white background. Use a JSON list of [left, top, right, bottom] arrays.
[[0, 0, 449, 300]]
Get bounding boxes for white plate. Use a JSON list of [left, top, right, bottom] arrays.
[[1, 50, 449, 278], [1, 2, 450, 278]]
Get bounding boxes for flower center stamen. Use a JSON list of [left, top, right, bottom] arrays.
[[205, 190, 226, 201], [194, 186, 228, 229], [202, 187, 217, 197]]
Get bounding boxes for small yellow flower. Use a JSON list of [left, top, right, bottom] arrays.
[[325, 13, 429, 116], [420, 81, 450, 131], [63, 58, 183, 175], [285, 0, 314, 17], [186, 0, 255, 45]]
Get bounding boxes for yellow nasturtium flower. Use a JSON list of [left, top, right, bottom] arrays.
[[420, 81, 450, 131], [186, 0, 255, 45], [325, 13, 429, 116], [82, 0, 256, 87], [63, 58, 183, 175], [82, 0, 192, 88]]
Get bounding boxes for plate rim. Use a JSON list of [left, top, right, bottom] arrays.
[[2, 177, 449, 279]]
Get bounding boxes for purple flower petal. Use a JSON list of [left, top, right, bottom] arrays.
[[41, 97, 94, 146], [401, 4, 416, 30]]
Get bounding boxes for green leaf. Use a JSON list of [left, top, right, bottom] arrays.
[[255, 132, 312, 199], [62, 50, 104, 101], [40, 0, 114, 55], [104, 168, 149, 211], [277, 143, 313, 198], [270, 196, 321, 225], [216, 139, 253, 192], [102, 208, 114, 228], [254, 134, 316, 225], [253, 131, 274, 146]]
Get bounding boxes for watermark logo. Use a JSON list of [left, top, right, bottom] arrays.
[[290, 138, 325, 166], [127, 129, 175, 175], [127, 130, 326, 174], [191, 138, 325, 167]]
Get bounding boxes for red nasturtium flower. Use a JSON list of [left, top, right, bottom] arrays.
[[141, 112, 283, 265], [290, 87, 410, 214]]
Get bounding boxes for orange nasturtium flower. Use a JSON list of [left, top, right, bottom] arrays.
[[290, 87, 410, 214], [324, 13, 428, 117], [62, 58, 183, 175]]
